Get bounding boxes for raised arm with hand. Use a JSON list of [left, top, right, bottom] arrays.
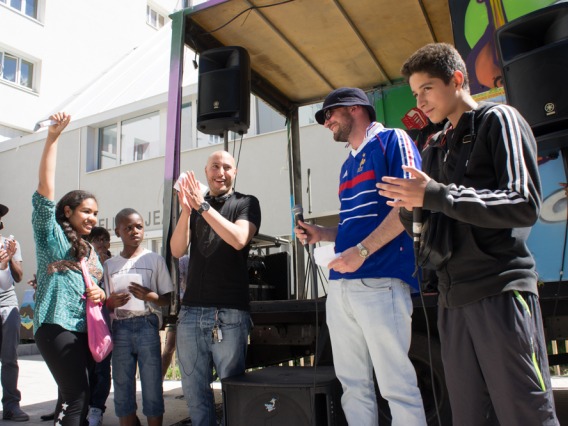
[[37, 112, 71, 201], [170, 171, 195, 258], [171, 170, 257, 253]]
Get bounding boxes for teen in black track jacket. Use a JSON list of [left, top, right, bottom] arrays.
[[404, 101, 541, 308], [377, 43, 558, 426]]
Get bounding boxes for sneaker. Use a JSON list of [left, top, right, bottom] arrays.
[[2, 407, 30, 422], [40, 412, 56, 421], [87, 407, 103, 426]]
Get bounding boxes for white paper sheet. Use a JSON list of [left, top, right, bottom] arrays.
[[111, 273, 145, 312], [314, 245, 340, 267], [173, 172, 208, 194]]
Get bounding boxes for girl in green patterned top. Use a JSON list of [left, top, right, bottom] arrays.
[[32, 112, 106, 426]]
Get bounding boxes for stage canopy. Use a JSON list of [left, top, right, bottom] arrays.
[[178, 0, 454, 113]]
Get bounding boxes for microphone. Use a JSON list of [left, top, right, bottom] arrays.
[[292, 204, 309, 251], [292, 204, 305, 227], [33, 119, 57, 132], [412, 207, 423, 253]]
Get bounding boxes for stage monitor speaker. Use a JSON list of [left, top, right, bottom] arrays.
[[197, 46, 250, 136], [222, 366, 347, 426], [495, 2, 568, 155], [248, 252, 290, 301], [262, 252, 290, 300]]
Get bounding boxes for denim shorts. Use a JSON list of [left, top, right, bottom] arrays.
[[111, 314, 164, 418]]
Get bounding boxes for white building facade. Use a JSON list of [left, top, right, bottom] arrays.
[[0, 0, 179, 139], [0, 3, 347, 305]]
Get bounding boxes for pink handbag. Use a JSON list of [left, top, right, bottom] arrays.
[[80, 259, 113, 362]]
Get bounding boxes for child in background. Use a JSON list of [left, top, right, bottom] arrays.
[[84, 227, 113, 426], [104, 208, 173, 426], [161, 254, 188, 380]]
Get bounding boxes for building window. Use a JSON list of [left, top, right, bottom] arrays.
[[299, 103, 323, 126], [1, 0, 38, 19], [256, 97, 286, 134], [146, 5, 166, 29], [180, 102, 193, 151], [196, 131, 222, 148], [97, 112, 160, 169], [99, 124, 118, 169], [0, 51, 35, 89], [121, 113, 160, 164]]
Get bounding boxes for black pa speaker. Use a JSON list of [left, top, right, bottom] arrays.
[[222, 366, 347, 426], [197, 46, 251, 136], [496, 2, 568, 155], [262, 252, 290, 300], [248, 252, 290, 301]]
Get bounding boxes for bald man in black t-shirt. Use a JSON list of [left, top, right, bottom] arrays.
[[170, 151, 261, 426]]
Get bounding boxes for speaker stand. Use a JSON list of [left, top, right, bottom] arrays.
[[224, 131, 229, 151], [562, 148, 568, 184]]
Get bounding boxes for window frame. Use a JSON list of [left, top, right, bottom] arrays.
[[97, 111, 161, 170], [1, 0, 39, 19], [146, 4, 167, 29], [0, 50, 36, 90]]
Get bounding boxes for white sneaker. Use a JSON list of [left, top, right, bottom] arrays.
[[87, 407, 103, 426]]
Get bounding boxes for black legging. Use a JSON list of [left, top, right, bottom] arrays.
[[35, 323, 93, 426]]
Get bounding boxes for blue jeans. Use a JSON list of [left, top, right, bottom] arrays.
[[111, 314, 163, 418], [89, 351, 111, 412], [1, 306, 22, 411], [176, 306, 251, 426], [327, 278, 426, 426]]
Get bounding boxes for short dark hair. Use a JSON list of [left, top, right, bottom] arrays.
[[85, 226, 110, 243], [115, 208, 141, 227], [401, 43, 470, 92]]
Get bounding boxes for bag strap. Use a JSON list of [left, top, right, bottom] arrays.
[[452, 112, 476, 186], [80, 259, 92, 289], [422, 121, 451, 175], [452, 104, 497, 185]]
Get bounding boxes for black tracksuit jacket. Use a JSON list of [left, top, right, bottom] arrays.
[[400, 102, 542, 308]]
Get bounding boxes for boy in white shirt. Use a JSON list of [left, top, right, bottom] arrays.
[[105, 208, 173, 426]]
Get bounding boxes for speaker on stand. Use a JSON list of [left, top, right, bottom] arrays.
[[197, 46, 251, 148], [495, 2, 568, 158]]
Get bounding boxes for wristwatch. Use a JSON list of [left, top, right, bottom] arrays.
[[357, 243, 370, 259], [197, 201, 210, 215]]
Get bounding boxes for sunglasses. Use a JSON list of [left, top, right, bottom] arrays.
[[324, 107, 339, 121], [323, 106, 352, 121]]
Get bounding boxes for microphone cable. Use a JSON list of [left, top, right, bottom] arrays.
[[413, 210, 443, 426]]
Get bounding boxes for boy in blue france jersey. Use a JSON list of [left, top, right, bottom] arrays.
[[295, 87, 426, 426]]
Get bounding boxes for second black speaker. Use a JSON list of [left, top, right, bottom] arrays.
[[496, 2, 568, 139], [197, 46, 251, 136]]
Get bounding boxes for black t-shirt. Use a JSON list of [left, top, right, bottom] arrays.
[[182, 191, 261, 311]]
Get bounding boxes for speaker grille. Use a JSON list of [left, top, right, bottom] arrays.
[[496, 3, 568, 155], [197, 46, 251, 136]]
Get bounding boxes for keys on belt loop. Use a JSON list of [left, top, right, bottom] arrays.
[[212, 309, 223, 343]]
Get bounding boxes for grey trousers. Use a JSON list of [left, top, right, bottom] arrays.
[[1, 306, 22, 410], [438, 291, 559, 426]]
